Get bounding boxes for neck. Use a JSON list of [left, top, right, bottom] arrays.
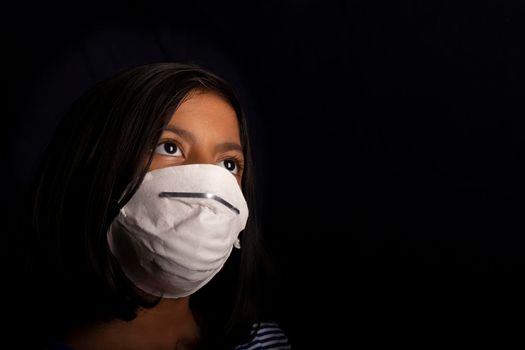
[[65, 297, 200, 350]]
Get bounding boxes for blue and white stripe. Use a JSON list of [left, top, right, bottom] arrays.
[[235, 322, 291, 350]]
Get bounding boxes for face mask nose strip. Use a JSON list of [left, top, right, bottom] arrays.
[[159, 192, 241, 215]]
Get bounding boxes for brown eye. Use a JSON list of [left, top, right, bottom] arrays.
[[155, 142, 183, 157], [219, 159, 239, 174]]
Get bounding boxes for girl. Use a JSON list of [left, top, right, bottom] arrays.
[[25, 62, 289, 349]]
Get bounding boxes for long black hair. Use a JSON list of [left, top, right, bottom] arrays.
[[26, 62, 268, 348]]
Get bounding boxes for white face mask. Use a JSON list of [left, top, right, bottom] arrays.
[[107, 164, 249, 298]]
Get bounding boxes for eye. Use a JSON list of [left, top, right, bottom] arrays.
[[219, 159, 239, 175], [155, 142, 183, 157]]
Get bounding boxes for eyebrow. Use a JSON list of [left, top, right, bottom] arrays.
[[163, 125, 243, 154], [214, 142, 244, 154], [163, 125, 196, 144]]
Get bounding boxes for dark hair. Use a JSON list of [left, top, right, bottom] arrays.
[[26, 62, 268, 348]]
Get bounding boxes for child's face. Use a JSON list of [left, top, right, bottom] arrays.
[[149, 91, 244, 185]]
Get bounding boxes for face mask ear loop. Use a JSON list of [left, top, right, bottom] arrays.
[[234, 238, 241, 249]]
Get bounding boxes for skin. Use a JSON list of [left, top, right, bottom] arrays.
[[150, 89, 245, 183], [65, 90, 244, 350]]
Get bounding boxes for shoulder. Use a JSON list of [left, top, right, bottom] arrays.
[[234, 322, 291, 350]]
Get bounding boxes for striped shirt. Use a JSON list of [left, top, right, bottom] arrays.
[[234, 322, 291, 350]]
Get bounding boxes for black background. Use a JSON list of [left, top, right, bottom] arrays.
[[2, 0, 525, 347]]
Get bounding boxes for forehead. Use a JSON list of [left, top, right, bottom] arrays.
[[168, 91, 240, 141]]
